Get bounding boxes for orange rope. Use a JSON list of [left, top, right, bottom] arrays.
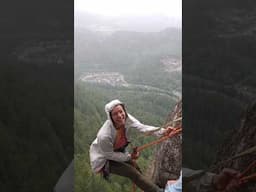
[[239, 160, 256, 185], [131, 127, 182, 192], [136, 127, 182, 153]]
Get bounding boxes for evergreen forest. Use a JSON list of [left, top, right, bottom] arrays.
[[74, 25, 181, 192]]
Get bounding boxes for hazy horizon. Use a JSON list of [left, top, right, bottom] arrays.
[[75, 12, 181, 33], [75, 0, 181, 32]]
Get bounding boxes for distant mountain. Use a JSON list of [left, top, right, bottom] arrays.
[[75, 26, 181, 72], [75, 26, 181, 94]]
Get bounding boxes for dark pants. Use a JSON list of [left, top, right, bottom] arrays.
[[109, 160, 162, 192]]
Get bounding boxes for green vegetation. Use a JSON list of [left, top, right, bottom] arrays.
[[74, 25, 181, 191], [74, 83, 176, 192]]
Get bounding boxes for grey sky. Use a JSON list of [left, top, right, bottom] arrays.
[[75, 0, 181, 18]]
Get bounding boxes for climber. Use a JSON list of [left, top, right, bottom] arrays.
[[89, 99, 172, 192]]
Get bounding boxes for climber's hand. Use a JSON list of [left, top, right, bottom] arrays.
[[131, 151, 140, 160], [164, 127, 175, 136], [212, 168, 241, 192], [167, 179, 178, 185]]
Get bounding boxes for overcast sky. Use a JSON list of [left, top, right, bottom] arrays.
[[75, 0, 181, 18]]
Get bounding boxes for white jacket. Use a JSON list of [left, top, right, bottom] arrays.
[[89, 99, 165, 173]]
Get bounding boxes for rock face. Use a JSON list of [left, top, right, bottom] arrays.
[[149, 100, 182, 188], [212, 101, 256, 191]]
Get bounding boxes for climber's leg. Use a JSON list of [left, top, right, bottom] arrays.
[[109, 160, 162, 192]]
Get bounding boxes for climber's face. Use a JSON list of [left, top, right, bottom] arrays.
[[111, 105, 126, 128]]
